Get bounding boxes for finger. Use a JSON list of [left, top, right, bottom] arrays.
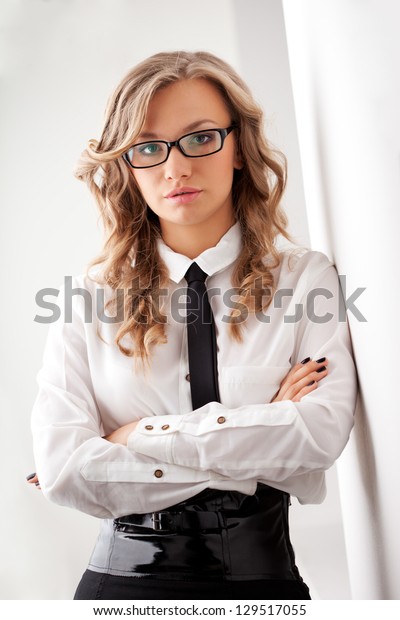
[[278, 362, 328, 401], [270, 357, 329, 403], [26, 473, 39, 484], [271, 363, 308, 401], [291, 380, 319, 402], [279, 358, 328, 393], [285, 366, 328, 400], [291, 357, 328, 381]]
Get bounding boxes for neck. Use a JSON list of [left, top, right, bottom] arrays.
[[160, 216, 236, 259]]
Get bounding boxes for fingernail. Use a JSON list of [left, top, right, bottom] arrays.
[[35, 482, 40, 486], [316, 366, 327, 373], [316, 357, 326, 363], [307, 380, 315, 386], [301, 357, 311, 364], [26, 473, 36, 481]]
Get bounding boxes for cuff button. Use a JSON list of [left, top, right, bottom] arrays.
[[161, 424, 170, 431], [145, 425, 154, 431], [154, 469, 164, 478], [217, 416, 226, 424]]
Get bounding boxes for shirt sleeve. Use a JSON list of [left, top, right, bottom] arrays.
[[31, 280, 227, 519], [129, 257, 358, 495]]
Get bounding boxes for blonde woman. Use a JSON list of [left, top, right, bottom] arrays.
[[29, 51, 357, 600]]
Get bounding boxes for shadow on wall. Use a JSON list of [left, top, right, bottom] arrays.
[[353, 392, 390, 598]]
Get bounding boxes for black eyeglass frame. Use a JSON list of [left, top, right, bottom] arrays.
[[122, 126, 237, 169]]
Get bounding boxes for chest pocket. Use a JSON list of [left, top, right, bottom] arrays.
[[219, 365, 291, 408]]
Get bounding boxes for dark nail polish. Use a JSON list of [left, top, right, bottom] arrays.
[[316, 357, 326, 363], [307, 380, 315, 386], [26, 473, 36, 481], [316, 366, 326, 373], [35, 482, 40, 486], [301, 357, 311, 364]]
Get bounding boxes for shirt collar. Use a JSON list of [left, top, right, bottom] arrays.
[[157, 222, 242, 284]]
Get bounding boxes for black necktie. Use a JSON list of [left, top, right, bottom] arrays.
[[184, 262, 220, 409]]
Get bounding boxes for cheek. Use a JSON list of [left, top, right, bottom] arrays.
[[206, 150, 236, 185], [132, 172, 157, 202], [215, 157, 236, 193]]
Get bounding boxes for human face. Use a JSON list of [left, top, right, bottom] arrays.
[[129, 79, 242, 250]]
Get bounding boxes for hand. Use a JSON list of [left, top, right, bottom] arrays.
[[271, 357, 328, 403], [26, 472, 41, 490], [104, 420, 141, 445]]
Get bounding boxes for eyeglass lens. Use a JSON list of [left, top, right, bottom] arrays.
[[126, 129, 223, 168]]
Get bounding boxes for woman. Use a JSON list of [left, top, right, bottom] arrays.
[[29, 50, 357, 600]]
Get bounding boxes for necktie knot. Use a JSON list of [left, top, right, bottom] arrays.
[[184, 262, 208, 285]]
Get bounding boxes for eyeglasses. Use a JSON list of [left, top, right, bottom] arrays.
[[122, 126, 236, 169]]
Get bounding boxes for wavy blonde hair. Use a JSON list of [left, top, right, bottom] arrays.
[[75, 50, 292, 365]]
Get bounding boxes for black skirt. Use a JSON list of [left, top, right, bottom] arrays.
[[74, 484, 311, 600]]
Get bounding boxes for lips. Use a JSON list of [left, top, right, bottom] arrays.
[[165, 187, 202, 199], [165, 187, 202, 205]]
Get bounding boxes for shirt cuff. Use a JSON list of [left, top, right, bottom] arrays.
[[128, 415, 183, 463]]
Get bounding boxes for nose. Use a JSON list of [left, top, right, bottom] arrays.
[[163, 145, 192, 181]]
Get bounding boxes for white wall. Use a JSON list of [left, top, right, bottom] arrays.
[[283, 0, 400, 599], [1, 0, 348, 600]]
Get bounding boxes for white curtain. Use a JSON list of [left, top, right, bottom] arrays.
[[283, 0, 400, 599]]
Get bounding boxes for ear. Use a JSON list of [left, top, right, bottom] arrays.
[[233, 149, 244, 170], [233, 142, 244, 170]]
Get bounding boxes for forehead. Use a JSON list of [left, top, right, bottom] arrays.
[[140, 78, 231, 137]]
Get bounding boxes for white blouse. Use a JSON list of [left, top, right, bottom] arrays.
[[31, 223, 357, 519]]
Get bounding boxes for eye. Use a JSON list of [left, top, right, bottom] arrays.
[[189, 132, 214, 145], [137, 142, 163, 156]]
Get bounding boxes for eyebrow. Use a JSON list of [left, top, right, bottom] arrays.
[[137, 119, 220, 141]]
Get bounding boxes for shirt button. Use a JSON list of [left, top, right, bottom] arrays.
[[145, 425, 154, 431], [154, 469, 163, 478], [217, 416, 226, 424], [161, 424, 170, 431], [185, 373, 190, 382]]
